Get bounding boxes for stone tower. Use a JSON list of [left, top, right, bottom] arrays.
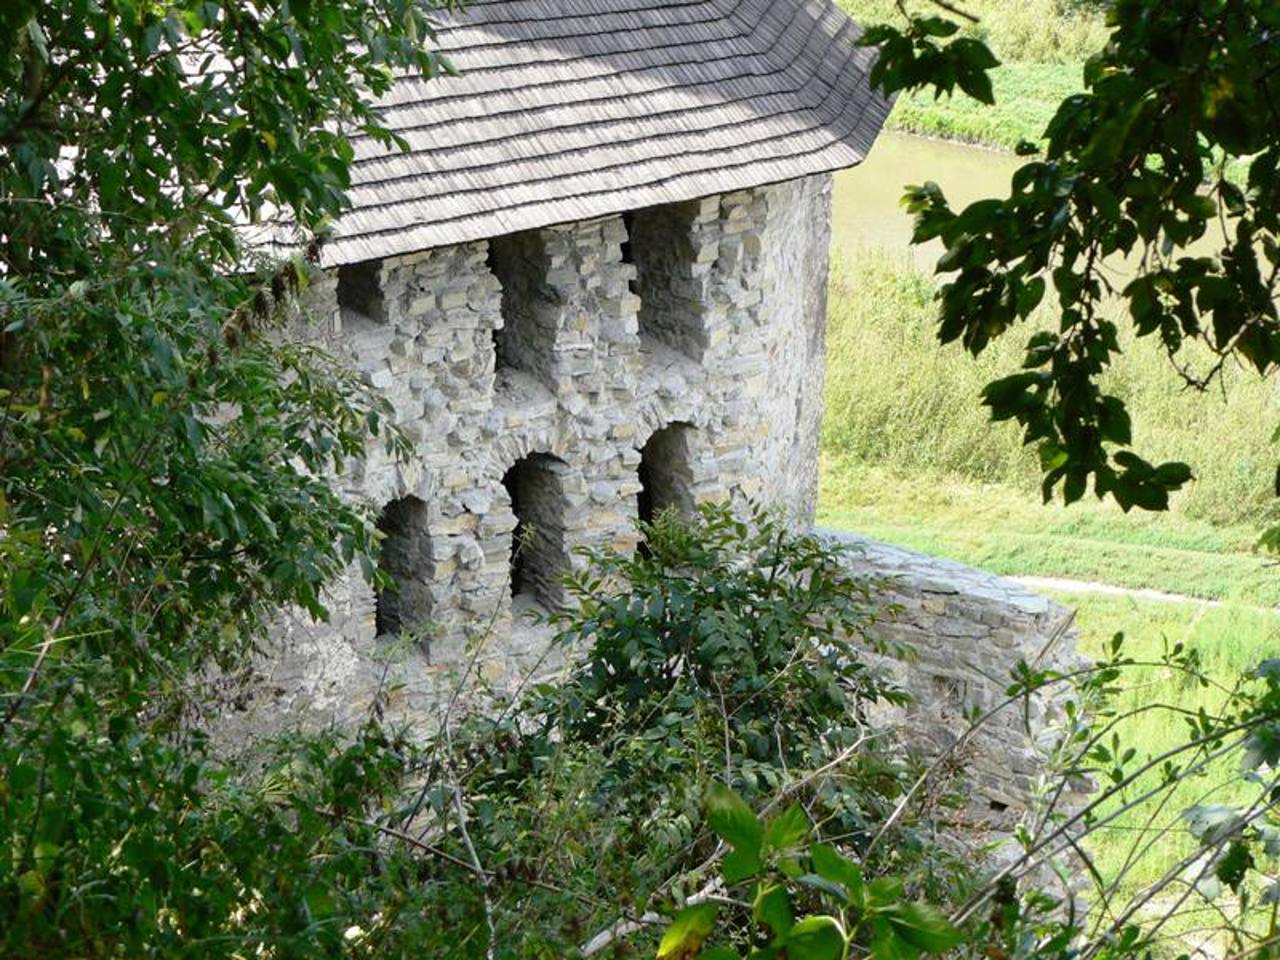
[[255, 0, 896, 720]]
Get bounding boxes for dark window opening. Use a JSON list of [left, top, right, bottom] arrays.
[[637, 454, 657, 527], [626, 204, 704, 360], [621, 212, 639, 296], [487, 242, 506, 368], [486, 232, 554, 384], [637, 423, 696, 531], [375, 495, 431, 637], [501, 454, 570, 607], [337, 260, 386, 322]]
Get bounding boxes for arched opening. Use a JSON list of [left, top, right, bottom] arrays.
[[638, 423, 697, 526], [501, 454, 571, 608], [374, 495, 433, 637]]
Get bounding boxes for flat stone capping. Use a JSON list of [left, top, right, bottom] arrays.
[[819, 529, 1064, 621], [818, 528, 1084, 812]]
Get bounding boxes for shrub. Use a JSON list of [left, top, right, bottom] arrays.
[[403, 505, 970, 957]]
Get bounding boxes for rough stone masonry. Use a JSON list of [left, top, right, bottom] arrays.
[[253, 174, 1080, 814]]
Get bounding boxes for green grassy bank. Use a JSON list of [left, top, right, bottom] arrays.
[[818, 251, 1280, 911], [820, 459, 1280, 904], [1049, 590, 1277, 900], [819, 460, 1279, 605], [822, 253, 1279, 532], [837, 0, 1102, 150]]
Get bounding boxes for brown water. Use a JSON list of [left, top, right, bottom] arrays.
[[833, 131, 1229, 270], [831, 131, 1025, 267]]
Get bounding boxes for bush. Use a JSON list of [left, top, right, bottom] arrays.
[[403, 505, 971, 958]]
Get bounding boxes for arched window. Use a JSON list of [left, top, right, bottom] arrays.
[[374, 496, 432, 637], [638, 423, 697, 526], [501, 453, 571, 608]]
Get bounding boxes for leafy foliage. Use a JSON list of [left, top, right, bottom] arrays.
[[0, 1, 446, 955], [660, 632, 1280, 960], [548, 504, 909, 781], [862, 0, 1280, 530], [404, 507, 957, 957], [0, 0, 449, 285], [678, 789, 965, 960]]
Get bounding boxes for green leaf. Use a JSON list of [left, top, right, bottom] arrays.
[[1215, 841, 1255, 893], [870, 923, 921, 960], [782, 916, 845, 960], [723, 847, 763, 884], [810, 844, 863, 905], [658, 903, 719, 960], [753, 884, 794, 940], [885, 903, 965, 953], [914, 16, 959, 38], [1016, 277, 1046, 318], [796, 873, 853, 903], [706, 784, 763, 857], [763, 804, 809, 852], [867, 876, 905, 908]]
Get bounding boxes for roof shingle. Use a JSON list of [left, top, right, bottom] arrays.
[[316, 0, 890, 266]]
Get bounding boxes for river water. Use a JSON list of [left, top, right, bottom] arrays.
[[830, 131, 1025, 266], [833, 130, 1233, 270]]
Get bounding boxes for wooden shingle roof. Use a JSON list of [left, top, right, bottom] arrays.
[[319, 0, 891, 267]]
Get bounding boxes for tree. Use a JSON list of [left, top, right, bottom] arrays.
[[832, 5, 1280, 956], [0, 2, 455, 954], [863, 0, 1280, 529]]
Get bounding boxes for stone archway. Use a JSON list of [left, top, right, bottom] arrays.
[[637, 422, 698, 525], [500, 453, 572, 609]]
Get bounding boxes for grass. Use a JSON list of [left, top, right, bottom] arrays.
[[888, 62, 1081, 151], [836, 0, 1104, 151], [822, 251, 1280, 530], [819, 460, 1280, 605], [1050, 590, 1278, 904], [836, 0, 1110, 65], [818, 249, 1280, 922], [818, 461, 1280, 917], [824, 2, 1277, 927]]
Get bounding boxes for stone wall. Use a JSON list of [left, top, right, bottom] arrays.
[[246, 174, 836, 730], [230, 173, 1086, 818], [822, 530, 1088, 813]]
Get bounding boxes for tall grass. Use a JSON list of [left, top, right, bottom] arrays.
[[837, 0, 1109, 65], [1051, 590, 1280, 903], [822, 252, 1280, 529], [819, 461, 1280, 604], [889, 62, 1081, 150], [837, 0, 1106, 150]]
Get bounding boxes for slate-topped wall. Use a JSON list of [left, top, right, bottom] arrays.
[[822, 530, 1088, 813]]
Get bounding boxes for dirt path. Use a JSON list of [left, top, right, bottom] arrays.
[[1010, 574, 1279, 614], [1009, 575, 1224, 606]]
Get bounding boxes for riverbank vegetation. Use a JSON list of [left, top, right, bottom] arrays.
[[819, 240, 1280, 926], [823, 0, 1280, 865], [838, 0, 1103, 149], [822, 253, 1279, 533]]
